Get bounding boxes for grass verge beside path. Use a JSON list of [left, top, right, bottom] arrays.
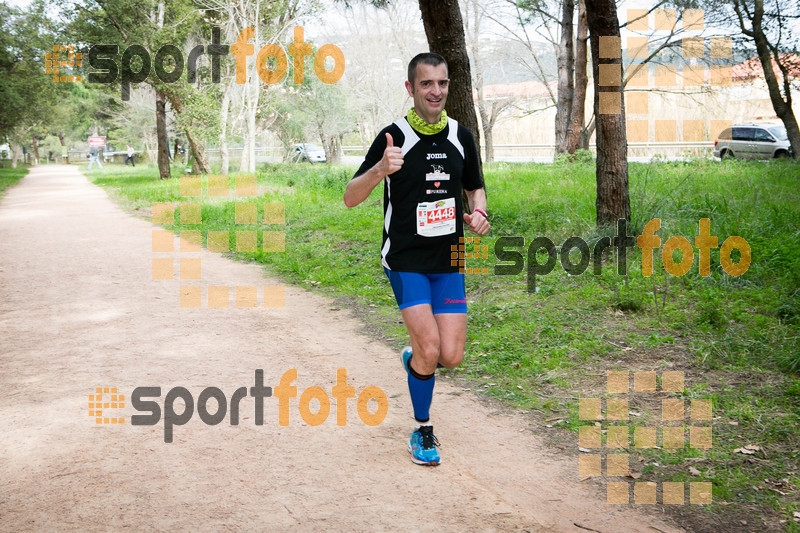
[[0, 166, 29, 197], [87, 160, 800, 532]]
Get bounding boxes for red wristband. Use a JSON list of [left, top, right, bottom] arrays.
[[473, 208, 488, 219]]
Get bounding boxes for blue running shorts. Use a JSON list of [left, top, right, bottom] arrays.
[[384, 269, 467, 314]]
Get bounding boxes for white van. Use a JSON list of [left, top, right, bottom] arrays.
[[713, 123, 792, 160]]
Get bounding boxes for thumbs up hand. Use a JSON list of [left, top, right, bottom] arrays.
[[379, 132, 404, 177]]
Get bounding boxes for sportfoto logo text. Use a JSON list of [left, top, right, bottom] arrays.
[[91, 369, 388, 443], [493, 218, 750, 291], [86, 26, 343, 100]]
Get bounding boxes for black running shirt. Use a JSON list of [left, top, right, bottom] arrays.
[[353, 117, 484, 273]]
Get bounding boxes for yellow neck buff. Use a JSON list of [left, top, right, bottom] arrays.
[[407, 108, 448, 135]]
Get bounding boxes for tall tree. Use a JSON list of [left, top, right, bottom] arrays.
[[154, 90, 172, 178], [340, 0, 427, 144], [199, 0, 308, 174], [68, 0, 171, 177], [67, 0, 219, 177], [513, 0, 700, 156], [418, 0, 483, 175], [554, 0, 576, 153], [154, 0, 172, 179], [463, 0, 516, 162], [264, 42, 355, 164], [0, 1, 70, 168], [585, 0, 630, 225], [731, 0, 800, 158], [109, 85, 160, 160], [565, 0, 588, 153], [499, 0, 591, 154], [300, 65, 354, 165]]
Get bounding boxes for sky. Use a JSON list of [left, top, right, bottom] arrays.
[[7, 0, 788, 56], [3, 0, 732, 31]]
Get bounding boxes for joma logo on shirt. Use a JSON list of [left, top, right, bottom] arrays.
[[426, 153, 447, 160]]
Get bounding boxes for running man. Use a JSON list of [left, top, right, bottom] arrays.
[[344, 53, 489, 466]]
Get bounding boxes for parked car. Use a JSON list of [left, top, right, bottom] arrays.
[[713, 123, 792, 160], [291, 143, 326, 163]]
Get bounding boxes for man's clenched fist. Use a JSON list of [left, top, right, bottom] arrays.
[[463, 211, 490, 236]]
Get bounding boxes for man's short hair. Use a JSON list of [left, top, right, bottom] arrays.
[[408, 53, 448, 85]]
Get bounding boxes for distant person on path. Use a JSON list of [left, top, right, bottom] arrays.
[[344, 53, 489, 466], [125, 144, 135, 167], [88, 146, 102, 170]]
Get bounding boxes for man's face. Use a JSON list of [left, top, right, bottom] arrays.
[[405, 63, 449, 124]]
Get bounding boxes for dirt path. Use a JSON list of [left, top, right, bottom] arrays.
[[0, 165, 685, 532]]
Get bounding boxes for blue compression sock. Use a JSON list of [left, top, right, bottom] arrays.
[[407, 363, 435, 423]]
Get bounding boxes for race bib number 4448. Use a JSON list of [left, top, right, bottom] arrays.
[[417, 198, 456, 237]]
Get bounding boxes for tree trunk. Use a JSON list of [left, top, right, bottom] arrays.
[[154, 0, 171, 180], [247, 108, 257, 172], [31, 136, 40, 165], [476, 94, 490, 162], [165, 91, 211, 174], [418, 0, 482, 174], [744, 0, 800, 158], [58, 132, 68, 164], [155, 89, 171, 180], [186, 129, 209, 174], [242, 4, 260, 174], [566, 0, 588, 154], [239, 133, 250, 172], [554, 0, 575, 155], [219, 78, 233, 175], [465, 0, 498, 164], [239, 82, 253, 173], [483, 116, 494, 162], [10, 144, 20, 169], [321, 133, 342, 165], [585, 0, 629, 225], [579, 119, 594, 150], [144, 140, 154, 163], [358, 121, 368, 153]]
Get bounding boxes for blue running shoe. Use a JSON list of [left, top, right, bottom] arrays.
[[408, 425, 441, 466], [401, 346, 413, 373]]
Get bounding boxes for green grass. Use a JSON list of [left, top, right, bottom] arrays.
[[0, 166, 29, 197], [87, 158, 800, 531]]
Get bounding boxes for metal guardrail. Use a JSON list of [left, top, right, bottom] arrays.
[[56, 142, 716, 164], [343, 141, 713, 151]]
